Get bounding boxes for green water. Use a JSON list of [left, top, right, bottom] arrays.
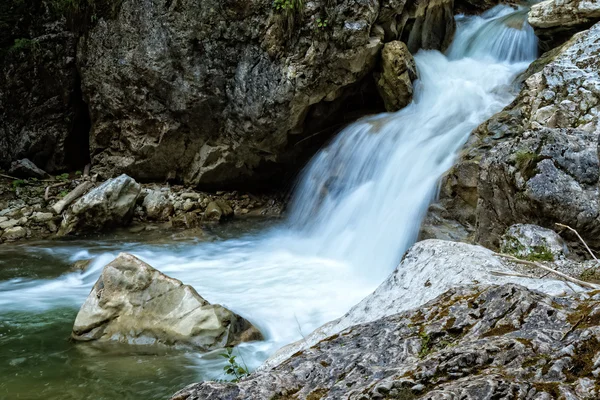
[[0, 219, 278, 400]]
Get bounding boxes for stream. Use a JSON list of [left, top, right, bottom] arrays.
[[0, 6, 538, 400]]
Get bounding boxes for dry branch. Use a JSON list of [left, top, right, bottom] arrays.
[[555, 222, 599, 264], [44, 182, 69, 201], [495, 253, 600, 290], [52, 182, 93, 214]]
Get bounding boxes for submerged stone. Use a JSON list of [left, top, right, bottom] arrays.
[[72, 253, 262, 349]]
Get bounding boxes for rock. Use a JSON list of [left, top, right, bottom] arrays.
[[204, 202, 223, 222], [31, 212, 54, 224], [172, 212, 203, 229], [529, 0, 600, 48], [77, 0, 456, 187], [263, 239, 574, 369], [0, 219, 19, 230], [58, 174, 141, 236], [1, 226, 27, 241], [8, 159, 49, 179], [443, 22, 600, 248], [182, 199, 196, 212], [501, 224, 569, 261], [375, 41, 418, 111], [477, 128, 600, 249], [142, 190, 173, 220], [71, 259, 92, 272], [180, 192, 201, 200], [72, 253, 262, 349], [172, 283, 600, 400], [215, 200, 234, 219], [0, 3, 86, 173]]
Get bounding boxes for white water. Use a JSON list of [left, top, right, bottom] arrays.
[[0, 6, 537, 380]]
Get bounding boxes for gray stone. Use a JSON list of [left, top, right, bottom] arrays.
[[72, 253, 262, 350], [31, 212, 54, 224], [142, 190, 173, 220], [8, 159, 50, 179], [1, 226, 27, 241], [529, 0, 600, 30], [59, 174, 141, 236], [0, 219, 19, 230], [78, 0, 456, 187], [501, 224, 569, 261], [204, 202, 223, 222], [172, 283, 600, 399]]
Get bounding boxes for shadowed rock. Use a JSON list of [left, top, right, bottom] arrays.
[[72, 253, 262, 349]]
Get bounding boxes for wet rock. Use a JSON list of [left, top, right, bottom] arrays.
[[501, 224, 569, 261], [204, 202, 223, 222], [172, 212, 203, 229], [58, 174, 141, 236], [142, 190, 173, 220], [72, 253, 262, 349], [8, 159, 49, 179], [264, 239, 573, 369], [1, 226, 27, 241], [71, 259, 92, 272], [172, 283, 600, 399], [375, 41, 418, 111]]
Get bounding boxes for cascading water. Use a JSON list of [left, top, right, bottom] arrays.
[[0, 6, 539, 400]]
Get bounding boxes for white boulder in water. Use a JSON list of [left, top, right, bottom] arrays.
[[58, 174, 141, 236], [263, 239, 577, 369], [529, 0, 600, 30], [72, 253, 263, 349]]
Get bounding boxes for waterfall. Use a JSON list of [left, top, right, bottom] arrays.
[[286, 5, 538, 279], [0, 5, 540, 395]]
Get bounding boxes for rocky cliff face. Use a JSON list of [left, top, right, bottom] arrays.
[[77, 0, 455, 187], [0, 1, 89, 173], [441, 20, 600, 249]]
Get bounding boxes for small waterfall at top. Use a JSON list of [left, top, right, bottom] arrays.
[[0, 6, 541, 394], [286, 5, 538, 280]]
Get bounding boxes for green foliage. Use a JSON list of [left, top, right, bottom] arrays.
[[220, 347, 249, 382], [75, 170, 82, 176], [273, 0, 304, 35], [11, 179, 26, 190], [9, 38, 38, 54], [56, 173, 70, 181], [418, 332, 431, 358], [316, 17, 328, 29], [58, 190, 69, 198]]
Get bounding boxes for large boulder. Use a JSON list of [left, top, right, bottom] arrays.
[[263, 239, 574, 369], [172, 283, 600, 399], [529, 0, 600, 48], [501, 223, 569, 261], [58, 174, 141, 236], [72, 253, 262, 349], [441, 22, 600, 248], [375, 40, 418, 111], [0, 1, 89, 173], [77, 0, 455, 187]]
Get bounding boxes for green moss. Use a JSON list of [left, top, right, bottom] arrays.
[[481, 324, 518, 338], [418, 332, 432, 358], [514, 150, 543, 181]]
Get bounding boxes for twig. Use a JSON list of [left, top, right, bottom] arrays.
[[555, 223, 599, 264], [0, 173, 20, 180], [495, 253, 600, 290], [44, 182, 69, 201], [490, 270, 537, 279]]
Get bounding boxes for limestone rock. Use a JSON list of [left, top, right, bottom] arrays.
[[72, 253, 262, 349], [78, 0, 456, 187], [263, 239, 574, 369], [442, 22, 600, 248], [501, 224, 569, 261], [142, 190, 173, 220], [8, 159, 50, 179], [31, 212, 54, 224], [529, 0, 600, 48], [172, 283, 600, 399], [1, 226, 27, 241], [376, 41, 417, 111], [58, 174, 141, 236]]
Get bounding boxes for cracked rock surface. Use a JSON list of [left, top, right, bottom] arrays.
[[72, 253, 262, 349], [172, 283, 600, 399]]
